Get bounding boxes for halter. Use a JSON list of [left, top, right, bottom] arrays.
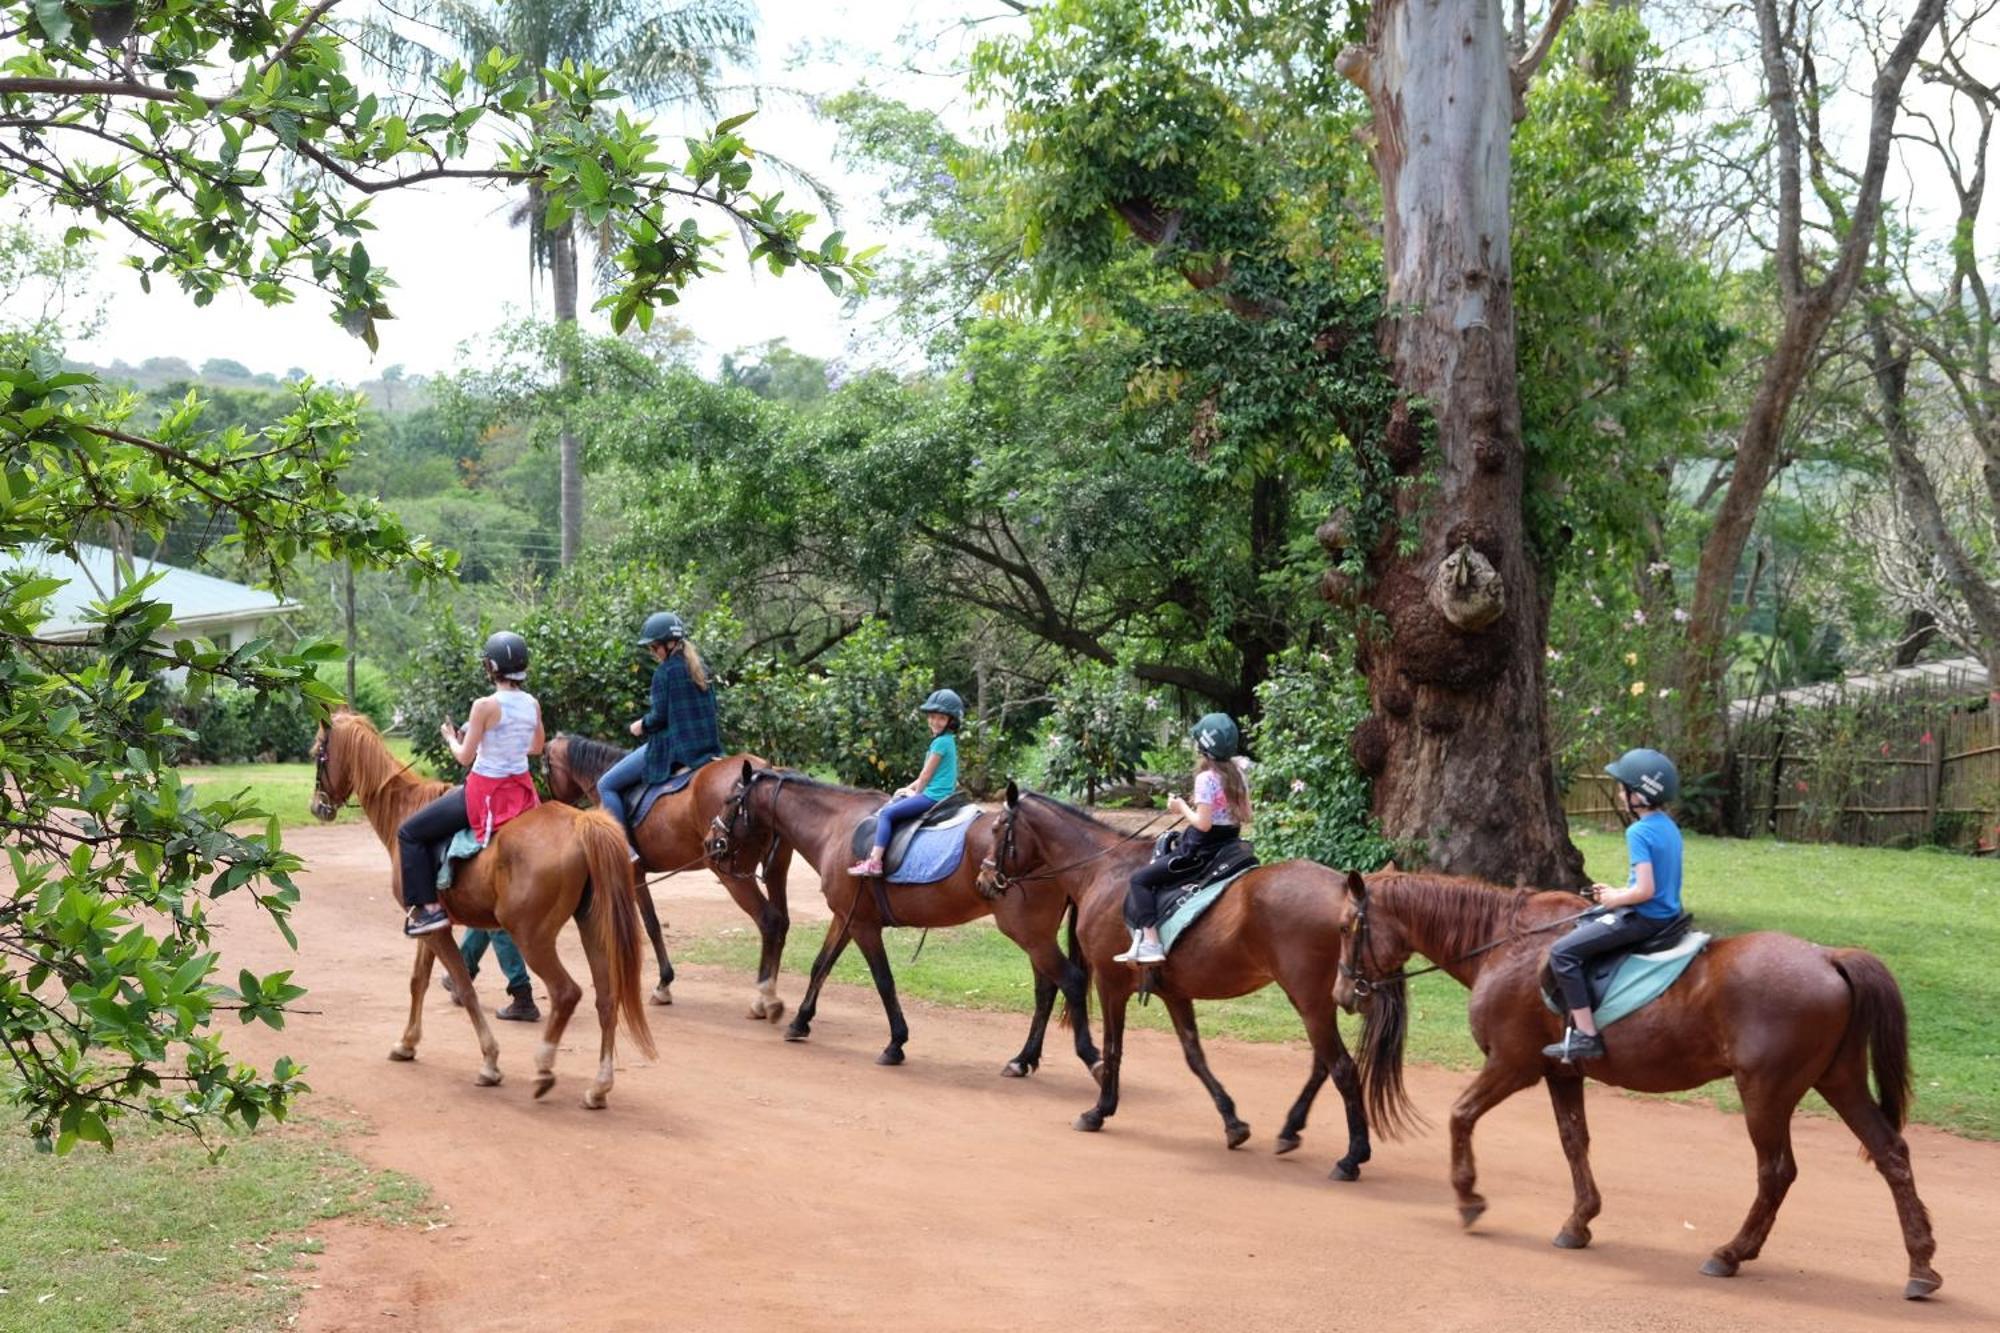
[[708, 768, 790, 884], [1337, 886, 1601, 999], [313, 724, 422, 815], [979, 798, 1180, 896]]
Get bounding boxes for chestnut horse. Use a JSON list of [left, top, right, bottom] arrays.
[[1333, 869, 1941, 1297], [310, 711, 655, 1107], [545, 734, 793, 1021], [982, 786, 1374, 1179], [706, 761, 1099, 1075]]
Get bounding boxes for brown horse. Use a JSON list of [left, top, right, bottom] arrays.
[[545, 734, 794, 1021], [983, 786, 1374, 1179], [705, 761, 1099, 1075], [310, 711, 656, 1107], [1333, 869, 1941, 1297]]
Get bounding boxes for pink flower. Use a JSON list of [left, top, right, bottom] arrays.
[[1920, 731, 1934, 746], [1632, 608, 1648, 626], [1290, 779, 1306, 795], [1672, 608, 1690, 623]]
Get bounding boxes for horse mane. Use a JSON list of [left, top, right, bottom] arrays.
[[555, 733, 630, 787], [1021, 790, 1118, 830], [755, 768, 877, 799], [1371, 870, 1533, 961], [332, 710, 448, 843]]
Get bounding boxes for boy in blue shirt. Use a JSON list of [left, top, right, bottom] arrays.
[[1543, 747, 1686, 1064]]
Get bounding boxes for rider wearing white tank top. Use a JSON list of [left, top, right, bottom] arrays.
[[471, 688, 541, 778]]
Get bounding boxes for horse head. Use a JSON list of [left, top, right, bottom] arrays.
[[309, 710, 359, 821], [975, 780, 1024, 898]]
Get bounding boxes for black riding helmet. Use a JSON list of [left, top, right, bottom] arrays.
[[637, 611, 688, 647], [483, 630, 529, 679]]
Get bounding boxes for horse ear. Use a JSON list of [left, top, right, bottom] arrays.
[[1345, 868, 1368, 901], [740, 759, 754, 783], [1005, 779, 1019, 808], [1381, 859, 1398, 873]]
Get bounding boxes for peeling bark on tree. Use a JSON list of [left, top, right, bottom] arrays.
[[1337, 0, 1584, 886]]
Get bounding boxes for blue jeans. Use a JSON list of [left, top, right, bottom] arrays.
[[461, 929, 529, 992], [872, 793, 938, 853], [596, 746, 649, 834]]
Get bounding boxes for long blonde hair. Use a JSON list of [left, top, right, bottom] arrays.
[[674, 639, 710, 692]]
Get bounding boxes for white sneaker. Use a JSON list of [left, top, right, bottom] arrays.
[[1112, 931, 1144, 963], [1133, 939, 1166, 964]]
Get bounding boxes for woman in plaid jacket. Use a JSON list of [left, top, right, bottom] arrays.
[[595, 611, 723, 858]]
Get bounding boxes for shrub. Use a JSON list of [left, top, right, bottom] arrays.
[[1247, 647, 1393, 870], [317, 657, 396, 731], [812, 620, 936, 788], [1042, 661, 1157, 803]]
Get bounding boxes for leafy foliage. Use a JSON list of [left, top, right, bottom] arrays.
[[1246, 647, 1393, 870], [1041, 662, 1158, 802]]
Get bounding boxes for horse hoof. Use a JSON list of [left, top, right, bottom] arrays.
[[533, 1072, 556, 1099], [1274, 1135, 1302, 1156], [1074, 1112, 1104, 1133], [1329, 1160, 1360, 1182], [876, 1048, 905, 1067], [1458, 1202, 1487, 1229], [1553, 1230, 1590, 1250], [1700, 1256, 1739, 1279], [1225, 1123, 1250, 1150], [650, 985, 674, 1006], [1001, 1060, 1029, 1078], [387, 1046, 416, 1063], [582, 1088, 608, 1110], [474, 1069, 502, 1087], [783, 1026, 810, 1043], [764, 1000, 786, 1024], [1089, 1060, 1107, 1088], [1904, 1273, 1942, 1300]]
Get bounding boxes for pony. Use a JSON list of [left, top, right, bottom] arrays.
[[544, 734, 793, 1020], [1333, 868, 1941, 1297], [705, 761, 1099, 1076], [983, 785, 1373, 1179], [310, 710, 655, 1107]]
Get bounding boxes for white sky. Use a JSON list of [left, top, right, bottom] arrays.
[[65, 1, 1010, 384]]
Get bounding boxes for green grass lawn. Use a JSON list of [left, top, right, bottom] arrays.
[[681, 828, 2000, 1138], [0, 1117, 430, 1332], [180, 736, 418, 829]]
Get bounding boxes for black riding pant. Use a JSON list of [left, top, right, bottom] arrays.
[[1548, 907, 1669, 1013], [397, 786, 468, 910], [1124, 827, 1238, 930]]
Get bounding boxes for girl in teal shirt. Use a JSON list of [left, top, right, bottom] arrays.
[[848, 689, 963, 876]]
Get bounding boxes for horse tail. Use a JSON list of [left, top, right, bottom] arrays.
[[577, 807, 657, 1060], [1357, 975, 1424, 1139], [1057, 897, 1088, 1031], [1828, 947, 1911, 1134]]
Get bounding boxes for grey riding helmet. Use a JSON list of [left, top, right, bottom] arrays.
[[637, 611, 688, 646], [1605, 747, 1679, 805], [483, 630, 529, 680], [918, 688, 965, 720]]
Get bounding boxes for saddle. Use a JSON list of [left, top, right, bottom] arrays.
[[1538, 911, 1709, 1026], [625, 758, 710, 831], [1144, 833, 1261, 929], [850, 793, 975, 879]]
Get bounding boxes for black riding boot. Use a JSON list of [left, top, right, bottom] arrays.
[[496, 983, 540, 1022]]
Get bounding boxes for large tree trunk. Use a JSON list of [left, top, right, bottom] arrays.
[[552, 216, 583, 567], [1336, 0, 1584, 887]]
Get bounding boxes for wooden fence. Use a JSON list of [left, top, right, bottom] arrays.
[[1564, 670, 1999, 853]]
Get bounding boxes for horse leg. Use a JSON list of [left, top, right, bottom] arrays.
[[391, 941, 433, 1062], [1815, 1070, 1941, 1298], [1279, 983, 1371, 1180], [1274, 1060, 1326, 1157], [1002, 970, 1058, 1079], [426, 932, 502, 1086], [1075, 981, 1130, 1132], [850, 922, 911, 1066], [785, 914, 853, 1043], [755, 861, 792, 1023], [1160, 993, 1250, 1148], [1063, 950, 1101, 1077], [1545, 1074, 1602, 1249], [509, 926, 585, 1100], [1701, 1077, 1803, 1279], [635, 881, 675, 1006], [1450, 1058, 1542, 1228], [573, 909, 620, 1110], [719, 870, 783, 1021]]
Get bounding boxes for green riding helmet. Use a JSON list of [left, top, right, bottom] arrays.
[[918, 688, 965, 720], [637, 611, 688, 646], [1606, 747, 1679, 805], [1191, 712, 1242, 761]]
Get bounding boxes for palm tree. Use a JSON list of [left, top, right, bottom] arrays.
[[369, 0, 758, 564]]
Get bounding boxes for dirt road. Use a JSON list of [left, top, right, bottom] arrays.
[[218, 825, 1998, 1331]]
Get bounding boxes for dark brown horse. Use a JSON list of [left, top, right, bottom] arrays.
[[311, 711, 656, 1107], [1334, 869, 1941, 1297], [983, 786, 1374, 1179], [705, 762, 1099, 1075], [545, 735, 794, 1020]]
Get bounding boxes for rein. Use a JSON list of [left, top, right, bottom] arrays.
[[1341, 889, 1601, 998], [982, 803, 1182, 894]]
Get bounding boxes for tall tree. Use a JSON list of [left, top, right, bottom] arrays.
[[1680, 0, 1947, 763]]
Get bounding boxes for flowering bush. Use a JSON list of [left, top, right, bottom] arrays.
[[1247, 647, 1394, 869], [1544, 560, 1688, 781], [1042, 661, 1157, 802], [812, 620, 942, 788]]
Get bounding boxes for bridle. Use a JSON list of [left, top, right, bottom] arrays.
[[707, 768, 790, 883], [1337, 885, 1602, 1000], [979, 799, 1180, 896], [312, 723, 423, 815]]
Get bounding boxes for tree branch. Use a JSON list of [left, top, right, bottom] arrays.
[[1509, 0, 1577, 121]]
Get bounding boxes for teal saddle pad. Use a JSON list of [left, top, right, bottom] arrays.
[[436, 827, 486, 892], [1158, 867, 1257, 954], [1542, 929, 1712, 1028]]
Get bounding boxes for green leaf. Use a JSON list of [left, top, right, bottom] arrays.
[[33, 0, 73, 46]]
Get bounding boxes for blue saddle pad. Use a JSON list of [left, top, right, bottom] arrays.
[[1157, 867, 1256, 954], [629, 761, 704, 829], [885, 805, 982, 884], [1542, 929, 1712, 1028], [436, 827, 486, 892]]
